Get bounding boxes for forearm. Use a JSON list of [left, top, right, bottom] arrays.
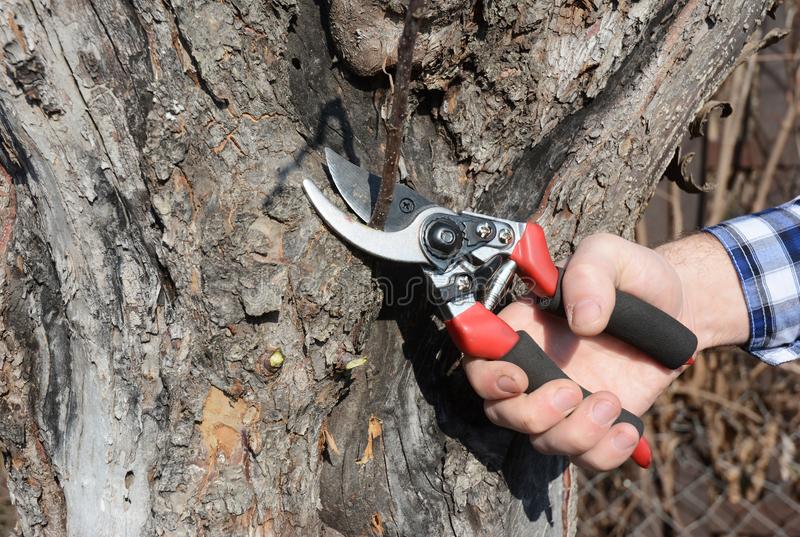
[[656, 233, 750, 353]]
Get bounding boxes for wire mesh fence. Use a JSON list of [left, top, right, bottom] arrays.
[[578, 427, 800, 536], [576, 331, 800, 535], [578, 440, 800, 536]]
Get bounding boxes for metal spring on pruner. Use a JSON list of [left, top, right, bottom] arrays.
[[482, 259, 517, 311]]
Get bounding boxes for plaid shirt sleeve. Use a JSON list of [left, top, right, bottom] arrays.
[[704, 197, 800, 365]]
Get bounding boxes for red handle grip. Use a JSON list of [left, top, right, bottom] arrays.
[[510, 222, 559, 297], [445, 303, 519, 360]]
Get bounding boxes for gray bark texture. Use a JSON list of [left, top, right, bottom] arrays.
[[0, 0, 777, 536]]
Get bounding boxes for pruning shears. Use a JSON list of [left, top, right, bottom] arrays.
[[303, 149, 698, 469]]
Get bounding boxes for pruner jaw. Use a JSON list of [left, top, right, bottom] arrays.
[[323, 147, 437, 233], [302, 179, 439, 265]]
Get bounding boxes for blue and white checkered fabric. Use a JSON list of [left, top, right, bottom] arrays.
[[705, 197, 800, 365]]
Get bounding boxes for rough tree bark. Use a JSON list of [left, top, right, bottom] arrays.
[[0, 0, 777, 536]]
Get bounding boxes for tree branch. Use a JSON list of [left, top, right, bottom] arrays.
[[369, 0, 425, 229]]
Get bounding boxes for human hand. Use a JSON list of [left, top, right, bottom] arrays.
[[463, 232, 748, 470]]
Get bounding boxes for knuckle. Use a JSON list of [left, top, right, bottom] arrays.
[[483, 402, 502, 425], [597, 459, 622, 471], [521, 409, 551, 435], [464, 363, 492, 390], [529, 435, 557, 455], [578, 233, 614, 253], [571, 235, 621, 277], [593, 392, 621, 410], [572, 456, 608, 472], [577, 453, 623, 472], [564, 429, 598, 455], [540, 426, 597, 457], [564, 261, 595, 281], [594, 232, 619, 244], [462, 356, 485, 376]]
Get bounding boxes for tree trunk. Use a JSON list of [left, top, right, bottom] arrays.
[[0, 0, 776, 535]]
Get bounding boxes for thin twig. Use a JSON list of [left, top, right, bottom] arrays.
[[635, 218, 649, 247], [708, 56, 757, 225], [669, 182, 683, 240], [670, 385, 764, 423], [752, 101, 796, 212], [369, 0, 425, 229], [752, 83, 798, 212]]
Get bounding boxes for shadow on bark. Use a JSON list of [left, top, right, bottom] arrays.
[[389, 271, 567, 524], [317, 257, 566, 535]]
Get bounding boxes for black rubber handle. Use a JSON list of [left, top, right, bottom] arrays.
[[537, 268, 697, 370], [502, 331, 644, 435]]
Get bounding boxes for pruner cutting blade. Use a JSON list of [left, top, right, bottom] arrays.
[[324, 148, 436, 232], [302, 179, 438, 264]]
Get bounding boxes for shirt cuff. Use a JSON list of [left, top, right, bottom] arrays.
[[704, 197, 800, 365]]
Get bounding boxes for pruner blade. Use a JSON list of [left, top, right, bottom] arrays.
[[302, 179, 438, 264], [324, 148, 436, 232]]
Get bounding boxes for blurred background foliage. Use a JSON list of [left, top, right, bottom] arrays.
[[579, 3, 800, 536]]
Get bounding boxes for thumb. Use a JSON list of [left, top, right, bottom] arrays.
[[561, 234, 623, 337]]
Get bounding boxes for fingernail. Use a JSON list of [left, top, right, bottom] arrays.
[[496, 375, 520, 394], [552, 388, 581, 413], [591, 400, 618, 425], [612, 430, 638, 451], [570, 299, 601, 329]]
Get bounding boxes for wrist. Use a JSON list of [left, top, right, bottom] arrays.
[[655, 233, 750, 353]]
